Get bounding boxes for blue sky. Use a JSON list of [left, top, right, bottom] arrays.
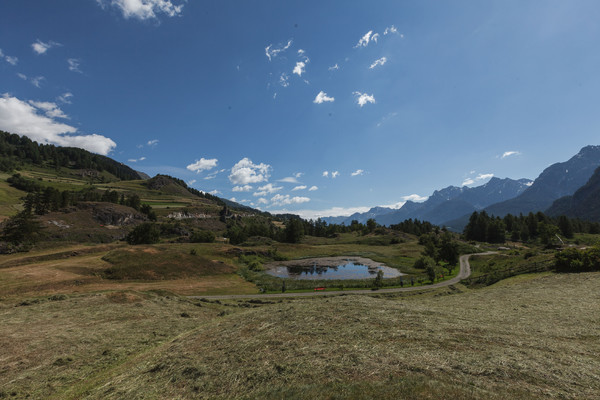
[[1, 1, 600, 219]]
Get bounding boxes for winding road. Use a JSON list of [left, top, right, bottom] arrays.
[[189, 252, 496, 300]]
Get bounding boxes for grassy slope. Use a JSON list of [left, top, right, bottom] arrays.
[[1, 272, 598, 399]]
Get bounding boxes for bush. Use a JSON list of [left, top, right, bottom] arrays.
[[555, 246, 600, 272], [126, 223, 160, 245], [190, 230, 216, 243]]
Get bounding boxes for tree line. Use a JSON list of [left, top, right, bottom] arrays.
[[0, 130, 140, 180], [463, 210, 599, 244]]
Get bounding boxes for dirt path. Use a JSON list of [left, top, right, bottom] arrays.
[[189, 252, 496, 300]]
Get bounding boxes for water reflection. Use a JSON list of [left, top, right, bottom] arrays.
[[266, 261, 402, 280]]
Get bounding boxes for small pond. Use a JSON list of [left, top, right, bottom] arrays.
[[265, 259, 403, 280]]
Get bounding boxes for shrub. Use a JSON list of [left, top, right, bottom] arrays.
[[126, 223, 160, 245], [190, 230, 216, 243]]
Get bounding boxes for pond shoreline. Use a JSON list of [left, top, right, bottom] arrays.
[[264, 256, 388, 270]]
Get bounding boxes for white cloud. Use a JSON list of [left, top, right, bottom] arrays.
[[331, 171, 339, 179], [67, 58, 82, 73], [297, 49, 305, 55], [230, 197, 237, 202], [57, 92, 73, 104], [30, 76, 45, 88], [501, 151, 521, 159], [232, 185, 253, 192], [17, 73, 27, 80], [369, 57, 387, 69], [278, 176, 299, 183], [229, 157, 271, 185], [0, 94, 116, 155], [313, 91, 335, 104], [187, 179, 196, 186], [288, 206, 371, 220], [353, 91, 376, 107], [5, 56, 18, 66], [279, 73, 290, 87], [294, 172, 303, 178], [186, 158, 218, 173], [97, 0, 184, 20], [270, 194, 310, 207], [32, 40, 60, 55], [402, 194, 428, 202], [322, 171, 329, 177], [328, 64, 339, 71], [355, 30, 378, 48], [292, 185, 307, 191], [293, 61, 306, 77], [254, 183, 283, 196], [208, 189, 221, 195], [28, 101, 69, 119], [351, 169, 364, 177], [308, 185, 318, 191], [257, 198, 269, 205], [265, 39, 292, 61], [462, 173, 494, 186], [147, 139, 159, 146], [384, 25, 398, 35]]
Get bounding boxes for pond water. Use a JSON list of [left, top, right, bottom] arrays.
[[266, 261, 403, 280]]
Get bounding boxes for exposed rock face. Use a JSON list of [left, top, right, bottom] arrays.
[[76, 202, 146, 226], [167, 211, 211, 220]]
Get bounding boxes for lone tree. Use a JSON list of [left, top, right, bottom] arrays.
[[373, 270, 384, 289]]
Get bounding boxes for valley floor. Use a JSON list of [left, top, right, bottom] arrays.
[[1, 270, 599, 399]]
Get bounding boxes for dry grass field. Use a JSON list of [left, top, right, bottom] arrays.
[[1, 270, 599, 399]]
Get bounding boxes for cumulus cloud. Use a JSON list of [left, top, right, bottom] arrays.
[[353, 91, 376, 107], [369, 57, 387, 69], [257, 198, 269, 205], [402, 194, 428, 202], [309, 185, 318, 191], [501, 151, 521, 159], [328, 64, 340, 71], [208, 189, 221, 195], [28, 101, 69, 119], [293, 61, 306, 77], [96, 0, 184, 20], [313, 91, 335, 104], [186, 158, 218, 173], [351, 169, 364, 177], [292, 185, 307, 191], [0, 94, 116, 155], [254, 183, 283, 196], [31, 40, 61, 55], [67, 58, 82, 73], [229, 158, 271, 185], [354, 30, 379, 48], [270, 194, 310, 207], [462, 173, 494, 186], [322, 171, 329, 177], [232, 185, 253, 192], [265, 39, 292, 61]]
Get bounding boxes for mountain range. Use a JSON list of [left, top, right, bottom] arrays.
[[322, 145, 600, 230]]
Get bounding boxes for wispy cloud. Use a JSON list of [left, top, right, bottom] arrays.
[[309, 186, 318, 191], [500, 150, 521, 159], [0, 94, 116, 155], [354, 30, 379, 48], [187, 179, 196, 186], [186, 158, 218, 173], [278, 176, 299, 183], [328, 64, 340, 71], [30, 76, 45, 88], [331, 171, 339, 178], [254, 183, 283, 196], [369, 57, 387, 69], [96, 0, 184, 20], [28, 101, 69, 119], [265, 39, 292, 61], [229, 158, 271, 185], [57, 92, 73, 104], [279, 73, 290, 87], [288, 206, 371, 220], [351, 169, 364, 177], [147, 139, 159, 146], [128, 156, 146, 162], [313, 91, 335, 104], [0, 49, 18, 66], [67, 58, 82, 73], [31, 40, 61, 55], [462, 173, 494, 186], [353, 91, 376, 107], [292, 185, 307, 191], [402, 194, 428, 202]]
